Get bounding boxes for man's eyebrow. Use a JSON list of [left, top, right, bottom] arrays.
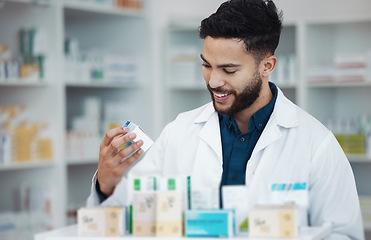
[[200, 54, 210, 65], [200, 54, 241, 68]]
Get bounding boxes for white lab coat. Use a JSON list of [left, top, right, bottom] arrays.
[[87, 88, 364, 240]]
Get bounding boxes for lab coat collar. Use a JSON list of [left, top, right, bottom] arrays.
[[193, 87, 298, 128], [192, 87, 298, 163], [273, 87, 299, 128], [194, 102, 215, 124], [251, 87, 298, 158]]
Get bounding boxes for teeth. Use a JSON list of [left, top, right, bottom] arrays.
[[215, 93, 228, 97]]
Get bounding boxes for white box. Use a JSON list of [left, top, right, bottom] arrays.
[[77, 207, 125, 237], [155, 191, 182, 236], [222, 185, 249, 234], [249, 204, 298, 238], [132, 192, 156, 236]]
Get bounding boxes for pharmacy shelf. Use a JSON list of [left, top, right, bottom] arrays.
[[0, 82, 49, 87], [4, 0, 50, 6], [168, 20, 203, 31], [308, 82, 371, 88], [35, 224, 331, 240], [0, 0, 150, 235], [168, 81, 206, 91], [365, 222, 371, 231], [348, 154, 371, 163], [62, 0, 142, 17], [0, 161, 54, 171], [276, 83, 298, 89], [65, 82, 140, 89], [67, 159, 98, 166]]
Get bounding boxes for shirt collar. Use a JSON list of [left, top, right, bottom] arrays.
[[219, 82, 278, 134], [252, 82, 277, 131]]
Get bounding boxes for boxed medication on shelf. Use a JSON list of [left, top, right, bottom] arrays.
[[222, 185, 249, 234], [169, 47, 200, 85], [359, 196, 371, 230], [334, 52, 366, 69], [306, 67, 335, 83], [271, 55, 297, 86], [104, 55, 138, 84], [249, 204, 298, 238], [191, 187, 219, 210], [0, 108, 54, 166], [132, 192, 156, 236], [155, 191, 182, 236], [77, 207, 125, 237], [129, 176, 185, 236], [184, 209, 235, 238], [158, 175, 190, 212]]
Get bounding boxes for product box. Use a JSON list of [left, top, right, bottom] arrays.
[[185, 209, 235, 238], [132, 192, 156, 236], [122, 121, 153, 152], [127, 175, 158, 235], [77, 207, 125, 237], [190, 188, 219, 210], [249, 204, 298, 238], [158, 175, 190, 212], [222, 185, 249, 234], [155, 191, 182, 236]]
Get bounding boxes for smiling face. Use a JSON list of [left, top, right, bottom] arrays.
[[201, 36, 264, 116]]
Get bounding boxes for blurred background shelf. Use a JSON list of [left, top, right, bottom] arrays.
[[1, 0, 371, 239], [63, 0, 143, 17], [0, 161, 55, 171]]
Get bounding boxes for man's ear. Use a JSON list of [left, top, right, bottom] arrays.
[[260, 55, 277, 78]]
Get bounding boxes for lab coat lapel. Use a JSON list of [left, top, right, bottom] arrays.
[[197, 113, 222, 162], [251, 87, 298, 158], [251, 116, 282, 158], [248, 88, 299, 178], [191, 103, 223, 189]]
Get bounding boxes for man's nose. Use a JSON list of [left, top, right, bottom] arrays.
[[208, 71, 225, 89]]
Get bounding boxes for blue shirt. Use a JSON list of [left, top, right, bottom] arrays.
[[219, 82, 277, 207]]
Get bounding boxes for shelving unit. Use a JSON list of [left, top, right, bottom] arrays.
[[65, 82, 141, 89], [0, 0, 151, 239], [0, 161, 55, 171], [348, 154, 371, 163], [0, 3, 65, 240], [0, 82, 50, 87], [304, 19, 371, 208], [1, 0, 371, 239], [163, 21, 206, 123], [63, 0, 142, 16], [61, 0, 153, 230]]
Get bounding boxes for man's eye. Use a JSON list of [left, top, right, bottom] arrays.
[[224, 69, 236, 74], [202, 63, 211, 68]]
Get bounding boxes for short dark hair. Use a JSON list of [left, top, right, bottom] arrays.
[[199, 0, 283, 63]]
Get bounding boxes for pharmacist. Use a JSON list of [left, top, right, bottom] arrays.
[[87, 0, 364, 239]]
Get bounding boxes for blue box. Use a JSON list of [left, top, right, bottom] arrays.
[[185, 209, 235, 238]]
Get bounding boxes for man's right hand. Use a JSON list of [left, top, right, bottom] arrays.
[[97, 126, 144, 197]]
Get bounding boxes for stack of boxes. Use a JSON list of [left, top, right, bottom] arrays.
[[78, 176, 302, 238], [130, 176, 183, 237], [0, 105, 53, 165], [307, 50, 371, 84], [325, 116, 371, 156], [64, 38, 138, 85], [64, 0, 143, 11]]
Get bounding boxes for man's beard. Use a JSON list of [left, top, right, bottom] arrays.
[[208, 73, 262, 115]]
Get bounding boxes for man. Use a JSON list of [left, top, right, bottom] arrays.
[[87, 0, 364, 239]]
